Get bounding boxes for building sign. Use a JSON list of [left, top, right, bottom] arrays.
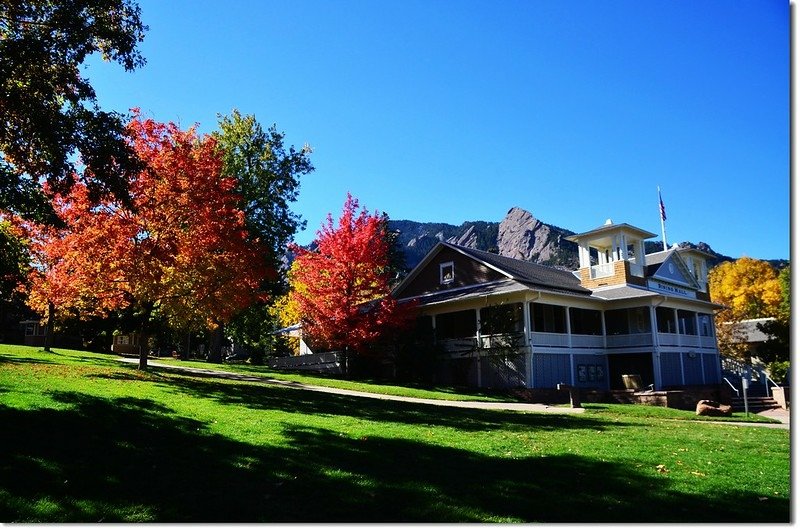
[[647, 279, 695, 299]]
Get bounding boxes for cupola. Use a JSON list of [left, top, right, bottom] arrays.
[[565, 221, 657, 288]]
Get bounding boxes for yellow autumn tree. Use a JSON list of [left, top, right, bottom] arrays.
[[268, 260, 305, 355], [709, 257, 782, 360]]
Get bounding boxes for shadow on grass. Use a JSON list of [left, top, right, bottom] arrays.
[[158, 373, 605, 433], [0, 355, 58, 366], [0, 390, 788, 523]]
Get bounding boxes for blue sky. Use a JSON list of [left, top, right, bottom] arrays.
[[86, 0, 789, 260]]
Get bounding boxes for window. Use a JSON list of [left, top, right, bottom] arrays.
[[435, 310, 477, 340], [439, 262, 454, 285], [569, 308, 602, 335], [677, 310, 697, 335], [25, 323, 34, 336], [656, 307, 675, 333], [480, 303, 523, 335], [698, 314, 713, 337], [531, 303, 567, 334], [604, 309, 628, 335]]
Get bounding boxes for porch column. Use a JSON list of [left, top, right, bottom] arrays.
[[673, 309, 681, 345], [522, 301, 533, 387], [565, 307, 574, 385], [475, 309, 481, 387], [649, 305, 663, 390], [600, 310, 607, 349]]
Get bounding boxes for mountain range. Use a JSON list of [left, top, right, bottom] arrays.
[[388, 207, 740, 272]]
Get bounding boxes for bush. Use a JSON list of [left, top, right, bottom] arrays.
[[767, 361, 790, 385]]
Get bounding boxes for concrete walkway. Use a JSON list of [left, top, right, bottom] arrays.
[[117, 357, 584, 414], [117, 358, 790, 427]]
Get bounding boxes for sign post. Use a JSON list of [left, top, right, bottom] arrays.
[[742, 376, 750, 418]]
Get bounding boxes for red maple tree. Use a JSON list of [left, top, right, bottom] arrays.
[[289, 194, 414, 356], [20, 112, 268, 367]]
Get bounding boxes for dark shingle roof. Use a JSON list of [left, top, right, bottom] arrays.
[[444, 243, 590, 295]]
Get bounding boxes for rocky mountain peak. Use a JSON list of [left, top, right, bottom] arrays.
[[497, 207, 556, 263]]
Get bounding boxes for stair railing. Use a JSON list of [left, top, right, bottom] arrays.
[[722, 377, 740, 398], [763, 372, 781, 395]]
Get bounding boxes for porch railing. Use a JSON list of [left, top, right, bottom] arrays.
[[570, 334, 604, 348], [606, 333, 653, 348], [530, 332, 570, 347]]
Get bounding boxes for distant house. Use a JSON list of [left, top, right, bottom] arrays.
[[111, 332, 147, 355], [392, 219, 722, 392], [20, 319, 46, 347], [724, 317, 776, 356]]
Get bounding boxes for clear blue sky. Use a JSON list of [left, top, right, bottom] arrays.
[[86, 0, 789, 260]]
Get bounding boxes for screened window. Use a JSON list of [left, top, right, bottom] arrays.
[[677, 310, 697, 335], [569, 308, 602, 335], [530, 303, 567, 334], [698, 314, 713, 337], [480, 303, 523, 335], [604, 309, 629, 335], [656, 307, 676, 333], [435, 310, 477, 340]]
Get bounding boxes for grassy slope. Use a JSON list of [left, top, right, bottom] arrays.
[[150, 356, 512, 402], [0, 346, 790, 523]]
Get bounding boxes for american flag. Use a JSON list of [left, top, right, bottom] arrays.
[[659, 191, 667, 221]]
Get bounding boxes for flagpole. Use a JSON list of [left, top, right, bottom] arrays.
[[658, 186, 667, 251]]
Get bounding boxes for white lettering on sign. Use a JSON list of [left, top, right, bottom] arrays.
[[648, 279, 694, 299]]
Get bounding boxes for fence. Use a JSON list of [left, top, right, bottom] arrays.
[[269, 351, 344, 374]]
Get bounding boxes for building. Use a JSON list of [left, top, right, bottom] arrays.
[[392, 219, 722, 392]]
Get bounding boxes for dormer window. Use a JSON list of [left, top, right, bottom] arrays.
[[440, 262, 455, 285]]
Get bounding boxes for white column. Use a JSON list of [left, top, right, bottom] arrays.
[[522, 301, 533, 387], [600, 310, 607, 349], [649, 305, 662, 390], [475, 309, 482, 387], [565, 307, 575, 385], [578, 242, 591, 268]]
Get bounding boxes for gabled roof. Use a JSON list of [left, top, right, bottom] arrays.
[[392, 241, 590, 300], [450, 244, 590, 295], [644, 248, 700, 289]]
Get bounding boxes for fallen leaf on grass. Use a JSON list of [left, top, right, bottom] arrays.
[[656, 464, 669, 473]]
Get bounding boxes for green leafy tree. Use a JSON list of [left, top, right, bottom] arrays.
[[0, 0, 148, 221], [213, 110, 314, 360], [757, 266, 790, 365]]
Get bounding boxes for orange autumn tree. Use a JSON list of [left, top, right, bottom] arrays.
[[23, 113, 267, 368], [288, 194, 414, 365]]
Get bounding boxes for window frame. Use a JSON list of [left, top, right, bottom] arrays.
[[439, 261, 455, 285]]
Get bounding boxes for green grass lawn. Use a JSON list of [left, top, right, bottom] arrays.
[[0, 345, 790, 523], [150, 355, 515, 402]]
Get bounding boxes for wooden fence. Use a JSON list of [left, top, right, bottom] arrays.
[[268, 351, 344, 374]]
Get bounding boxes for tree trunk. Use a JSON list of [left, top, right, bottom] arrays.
[[43, 301, 55, 352], [137, 317, 149, 370], [207, 324, 224, 364], [138, 341, 148, 370]]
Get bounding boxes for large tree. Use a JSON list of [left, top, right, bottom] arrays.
[[0, 0, 147, 221], [756, 266, 790, 365], [288, 194, 413, 364], [20, 114, 267, 368], [709, 257, 782, 361], [213, 110, 313, 359]]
